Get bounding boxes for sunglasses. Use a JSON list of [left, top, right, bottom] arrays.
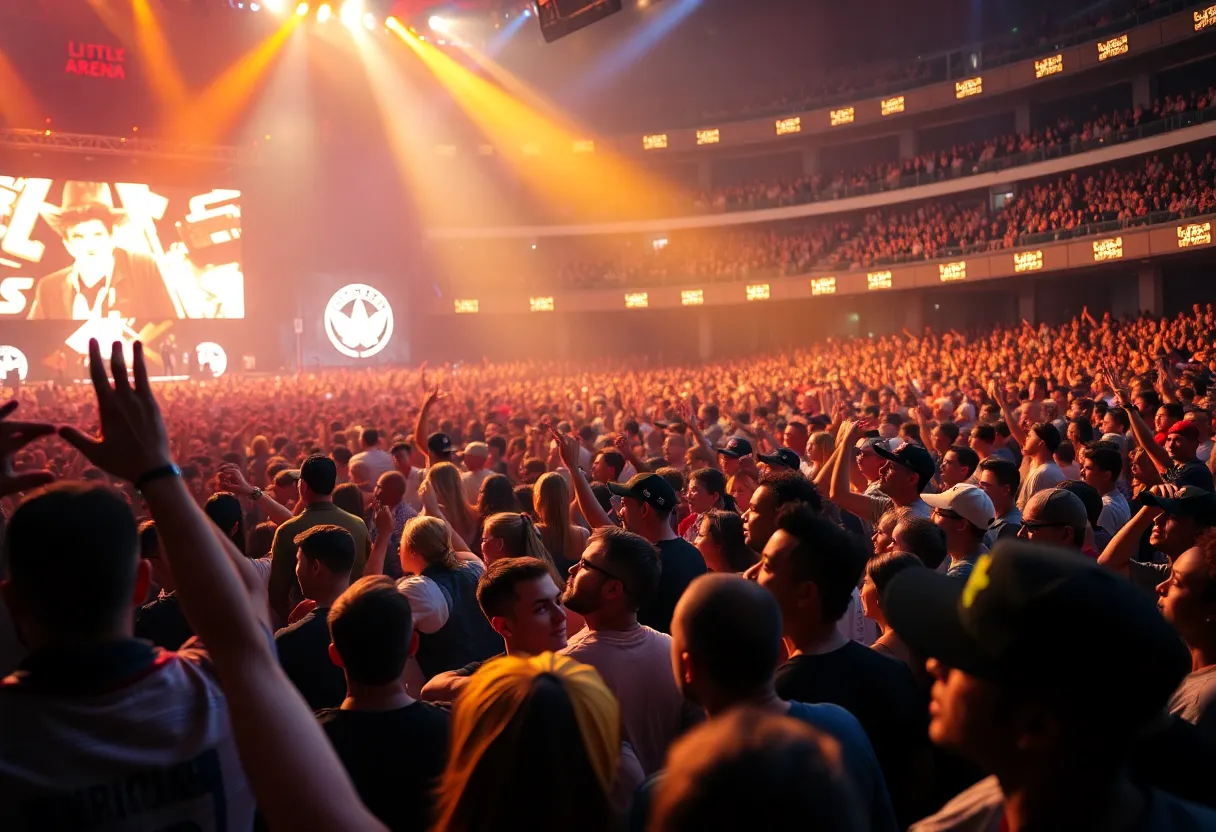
[[577, 557, 630, 592], [1019, 521, 1067, 532]]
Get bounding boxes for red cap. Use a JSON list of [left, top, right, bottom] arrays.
[[1167, 421, 1200, 442]]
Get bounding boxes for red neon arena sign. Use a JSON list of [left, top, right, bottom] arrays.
[[64, 41, 126, 80]]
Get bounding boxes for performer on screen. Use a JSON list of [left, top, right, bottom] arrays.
[[27, 181, 177, 321]]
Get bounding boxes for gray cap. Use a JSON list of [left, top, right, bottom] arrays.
[[1023, 489, 1088, 531]]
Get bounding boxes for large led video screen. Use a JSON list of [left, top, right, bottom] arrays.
[[0, 177, 243, 328]]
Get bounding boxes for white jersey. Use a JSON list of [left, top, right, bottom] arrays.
[[0, 640, 254, 831]]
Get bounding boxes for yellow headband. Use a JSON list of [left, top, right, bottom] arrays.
[[447, 652, 621, 794]]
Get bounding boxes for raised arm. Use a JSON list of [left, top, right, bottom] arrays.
[[413, 385, 445, 468], [613, 434, 649, 474], [828, 419, 882, 522], [218, 463, 294, 525], [989, 379, 1027, 448], [60, 340, 383, 832], [1096, 503, 1159, 575], [554, 424, 613, 529], [677, 400, 718, 470], [1116, 387, 1172, 475]]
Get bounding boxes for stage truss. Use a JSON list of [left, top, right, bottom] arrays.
[[0, 128, 259, 166]]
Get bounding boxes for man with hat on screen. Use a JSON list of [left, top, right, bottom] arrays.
[[29, 181, 176, 321], [831, 419, 937, 527], [886, 541, 1216, 831]]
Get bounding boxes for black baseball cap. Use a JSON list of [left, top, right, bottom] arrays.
[[1140, 486, 1216, 526], [427, 432, 453, 456], [608, 473, 679, 514], [757, 448, 801, 471], [884, 540, 1190, 721], [874, 442, 936, 491], [718, 437, 753, 459]]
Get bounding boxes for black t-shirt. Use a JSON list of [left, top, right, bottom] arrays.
[[275, 608, 347, 711], [317, 703, 451, 832], [134, 593, 194, 651], [639, 537, 708, 635], [1165, 459, 1215, 492], [775, 642, 931, 828]]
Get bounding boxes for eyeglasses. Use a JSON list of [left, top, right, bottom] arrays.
[[577, 557, 629, 591], [1018, 521, 1066, 532]]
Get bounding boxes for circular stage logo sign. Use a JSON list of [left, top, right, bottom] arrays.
[[0, 345, 29, 382], [324, 283, 394, 359], [0, 345, 29, 384], [196, 342, 228, 378]]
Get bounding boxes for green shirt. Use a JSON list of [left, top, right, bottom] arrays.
[[269, 502, 371, 622]]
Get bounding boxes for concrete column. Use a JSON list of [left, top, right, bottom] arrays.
[[903, 291, 924, 334], [697, 311, 712, 361], [1017, 283, 1036, 324], [1014, 103, 1031, 135], [696, 158, 713, 191], [1132, 73, 1152, 109], [801, 145, 819, 176], [898, 129, 917, 160], [1138, 263, 1164, 317]]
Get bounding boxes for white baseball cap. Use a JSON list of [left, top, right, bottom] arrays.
[[921, 483, 995, 530]]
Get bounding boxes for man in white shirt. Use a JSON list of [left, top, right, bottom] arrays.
[[1080, 441, 1130, 539], [1186, 409, 1213, 464], [1016, 423, 1067, 511], [460, 442, 493, 502], [391, 442, 425, 512], [349, 428, 394, 485]]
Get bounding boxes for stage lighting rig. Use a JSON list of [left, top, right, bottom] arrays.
[[533, 0, 622, 41]]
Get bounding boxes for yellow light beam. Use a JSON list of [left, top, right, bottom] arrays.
[[131, 0, 190, 107], [162, 16, 298, 144], [388, 21, 675, 223], [352, 30, 502, 225], [0, 47, 40, 128]]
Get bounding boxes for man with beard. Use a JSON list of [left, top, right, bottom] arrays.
[[560, 526, 701, 776]]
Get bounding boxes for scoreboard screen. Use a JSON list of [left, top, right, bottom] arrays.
[[535, 0, 623, 42]]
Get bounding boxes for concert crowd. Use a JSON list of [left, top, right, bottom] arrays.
[[1, 300, 1215, 830]]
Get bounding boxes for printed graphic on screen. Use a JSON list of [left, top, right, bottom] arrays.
[[0, 177, 243, 322]]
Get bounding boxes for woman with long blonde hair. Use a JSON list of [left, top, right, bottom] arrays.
[[426, 462, 481, 548], [534, 472, 590, 575], [397, 516, 502, 679], [432, 653, 621, 832]]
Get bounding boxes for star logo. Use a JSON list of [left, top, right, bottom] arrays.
[[961, 554, 992, 609], [324, 284, 394, 359], [0, 345, 28, 382], [195, 342, 228, 378]]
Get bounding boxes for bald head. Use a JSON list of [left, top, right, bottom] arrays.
[[376, 471, 406, 506], [672, 573, 783, 702]]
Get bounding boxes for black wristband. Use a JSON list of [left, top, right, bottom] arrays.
[[135, 463, 182, 492]]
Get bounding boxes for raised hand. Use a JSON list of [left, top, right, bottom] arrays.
[[548, 422, 581, 471], [373, 500, 394, 538], [0, 401, 55, 498], [218, 463, 254, 497], [58, 340, 174, 484]]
